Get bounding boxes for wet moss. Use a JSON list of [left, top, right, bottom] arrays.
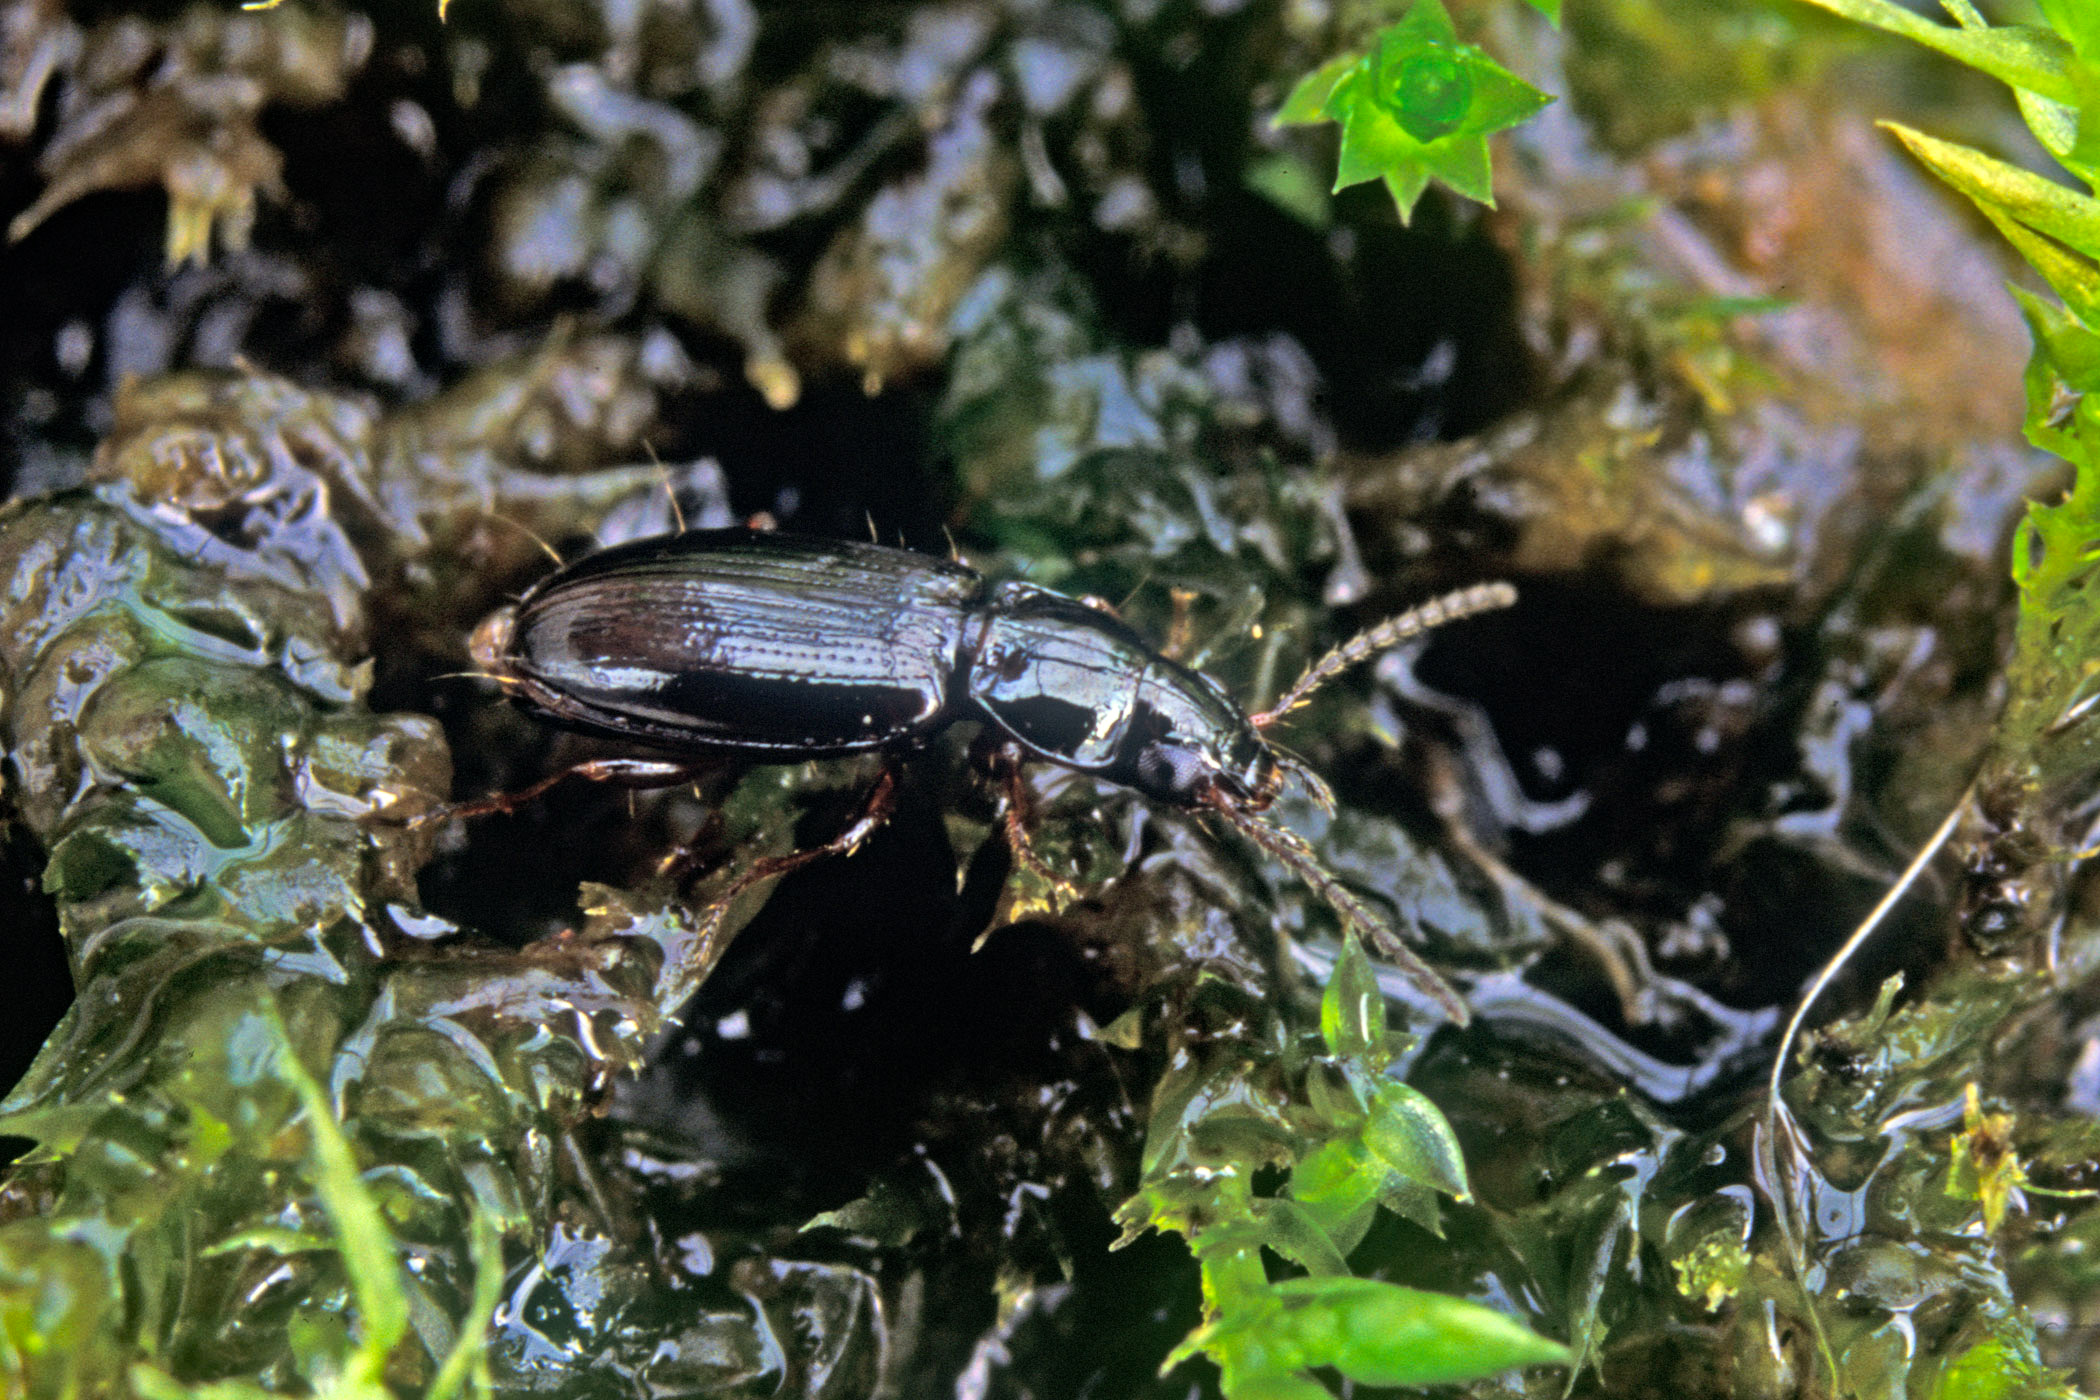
[[0, 0, 2095, 1396]]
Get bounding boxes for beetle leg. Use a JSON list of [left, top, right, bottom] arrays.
[[991, 743, 1075, 892], [692, 762, 903, 927], [408, 758, 704, 829]]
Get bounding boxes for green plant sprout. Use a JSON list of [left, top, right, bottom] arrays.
[[1945, 1082, 2100, 1234], [1273, 0, 1554, 224], [1119, 935, 1570, 1397]]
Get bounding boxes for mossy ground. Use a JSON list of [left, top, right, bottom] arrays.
[[0, 1, 2093, 1396]]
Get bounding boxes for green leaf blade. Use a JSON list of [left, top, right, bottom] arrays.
[[264, 1003, 411, 1387], [1363, 1079, 1472, 1202], [1791, 0, 2076, 104], [1266, 1277, 1570, 1387], [1320, 936, 1386, 1060], [1883, 122, 2100, 260], [1275, 54, 1361, 128]]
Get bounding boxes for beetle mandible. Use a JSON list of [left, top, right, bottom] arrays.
[[458, 527, 1513, 1023]]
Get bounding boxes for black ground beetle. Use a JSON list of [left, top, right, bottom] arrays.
[[457, 527, 1513, 1023]]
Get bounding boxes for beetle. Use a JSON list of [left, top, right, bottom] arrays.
[[455, 527, 1513, 1023]]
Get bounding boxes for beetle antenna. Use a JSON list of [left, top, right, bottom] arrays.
[[1252, 582, 1516, 729], [1267, 746, 1337, 815], [1114, 572, 1155, 616], [1218, 803, 1470, 1025]]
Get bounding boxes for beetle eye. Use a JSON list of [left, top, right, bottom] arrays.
[[1136, 742, 1207, 797]]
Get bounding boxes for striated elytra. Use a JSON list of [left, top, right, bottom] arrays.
[[469, 527, 1514, 1023]]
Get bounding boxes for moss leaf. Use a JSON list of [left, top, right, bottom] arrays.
[[1362, 1079, 1472, 1204], [1883, 122, 2100, 261], [1273, 0, 1550, 223], [1790, 0, 2076, 106], [1197, 1277, 1569, 1390]]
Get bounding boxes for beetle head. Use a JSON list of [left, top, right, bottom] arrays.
[[1155, 726, 1275, 809], [1166, 730, 1336, 819], [1119, 665, 1352, 815]]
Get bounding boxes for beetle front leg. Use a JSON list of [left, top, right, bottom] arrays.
[[408, 758, 706, 829], [988, 742, 1078, 894]]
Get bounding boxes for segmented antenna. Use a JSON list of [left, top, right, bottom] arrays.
[[1252, 582, 1517, 729], [1220, 804, 1471, 1026], [1264, 746, 1337, 815]]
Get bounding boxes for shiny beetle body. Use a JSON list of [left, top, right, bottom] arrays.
[[469, 527, 1515, 1023], [474, 528, 1278, 808]]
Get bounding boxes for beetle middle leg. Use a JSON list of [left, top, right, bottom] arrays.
[[689, 760, 904, 935], [409, 757, 706, 829]]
